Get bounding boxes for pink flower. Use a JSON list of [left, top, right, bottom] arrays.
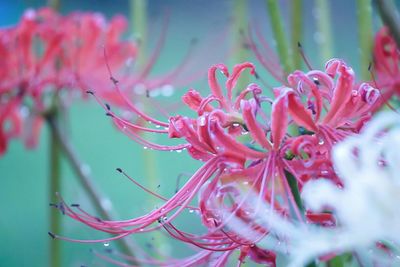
[[0, 8, 136, 154], [373, 27, 400, 100]]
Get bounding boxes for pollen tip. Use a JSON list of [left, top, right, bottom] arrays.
[[48, 232, 56, 239], [106, 112, 114, 117], [105, 103, 111, 110], [116, 167, 122, 173]]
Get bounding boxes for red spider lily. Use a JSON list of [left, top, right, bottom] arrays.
[[281, 58, 380, 149], [373, 27, 400, 100], [57, 55, 376, 265], [0, 7, 197, 155]]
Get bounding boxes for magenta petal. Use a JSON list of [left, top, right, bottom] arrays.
[[271, 88, 289, 150]]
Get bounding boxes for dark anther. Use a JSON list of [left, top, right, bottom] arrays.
[[49, 203, 58, 208], [71, 203, 80, 207], [48, 232, 56, 239], [86, 90, 94, 95], [297, 41, 302, 48], [146, 90, 150, 98], [313, 78, 320, 86], [368, 62, 372, 71], [110, 77, 119, 84], [157, 218, 162, 224], [105, 103, 111, 110], [106, 112, 114, 117], [157, 184, 161, 188], [254, 71, 260, 79], [59, 202, 65, 215], [95, 217, 102, 222], [116, 168, 122, 173]]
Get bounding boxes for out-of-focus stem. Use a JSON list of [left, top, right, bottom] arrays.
[[315, 0, 333, 62], [266, 0, 293, 74], [377, 0, 400, 48], [48, 0, 60, 11], [130, 0, 166, 257], [130, 0, 148, 67], [46, 114, 139, 265], [291, 0, 303, 70], [232, 0, 249, 93], [357, 0, 373, 80], [49, 110, 62, 267]]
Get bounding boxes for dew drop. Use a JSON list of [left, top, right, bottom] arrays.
[[318, 139, 325, 145], [176, 149, 182, 153], [189, 209, 195, 213], [103, 243, 110, 247], [143, 146, 148, 150]]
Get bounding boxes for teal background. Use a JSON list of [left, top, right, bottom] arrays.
[[0, 1, 387, 266]]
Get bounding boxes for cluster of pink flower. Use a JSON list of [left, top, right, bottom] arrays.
[[0, 7, 194, 156], [0, 7, 137, 155], [55, 30, 399, 264]]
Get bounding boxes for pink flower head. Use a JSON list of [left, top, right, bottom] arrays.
[[0, 8, 136, 155], [58, 58, 375, 265], [282, 58, 380, 149], [373, 27, 400, 100]]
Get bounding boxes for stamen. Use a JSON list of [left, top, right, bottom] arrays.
[[297, 42, 313, 70]]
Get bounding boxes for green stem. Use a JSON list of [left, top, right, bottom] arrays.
[[291, 0, 303, 70], [49, 111, 62, 267], [130, 0, 166, 258], [47, 0, 61, 11], [232, 0, 249, 93], [376, 0, 400, 48], [315, 0, 333, 62], [357, 0, 373, 80], [266, 0, 293, 74], [284, 171, 304, 213], [130, 0, 148, 67], [46, 115, 140, 265]]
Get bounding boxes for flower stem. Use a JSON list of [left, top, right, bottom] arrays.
[[266, 0, 293, 74], [130, 0, 148, 67], [46, 114, 139, 265], [357, 0, 373, 80], [284, 170, 304, 213], [291, 0, 303, 70], [47, 0, 61, 11], [130, 0, 168, 257], [376, 0, 400, 48], [315, 0, 333, 62], [232, 0, 249, 93], [49, 110, 62, 267]]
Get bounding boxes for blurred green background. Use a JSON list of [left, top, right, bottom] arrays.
[[0, 0, 386, 266]]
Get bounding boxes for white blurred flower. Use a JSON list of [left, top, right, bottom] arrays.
[[225, 112, 400, 266]]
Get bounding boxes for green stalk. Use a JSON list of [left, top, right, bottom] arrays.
[[266, 0, 293, 74], [376, 0, 400, 48], [130, 0, 166, 257], [291, 0, 303, 70], [47, 0, 61, 11], [130, 0, 148, 67], [357, 0, 373, 80], [48, 110, 62, 267], [46, 114, 140, 265], [284, 171, 304, 213], [315, 0, 333, 62], [232, 0, 249, 94]]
